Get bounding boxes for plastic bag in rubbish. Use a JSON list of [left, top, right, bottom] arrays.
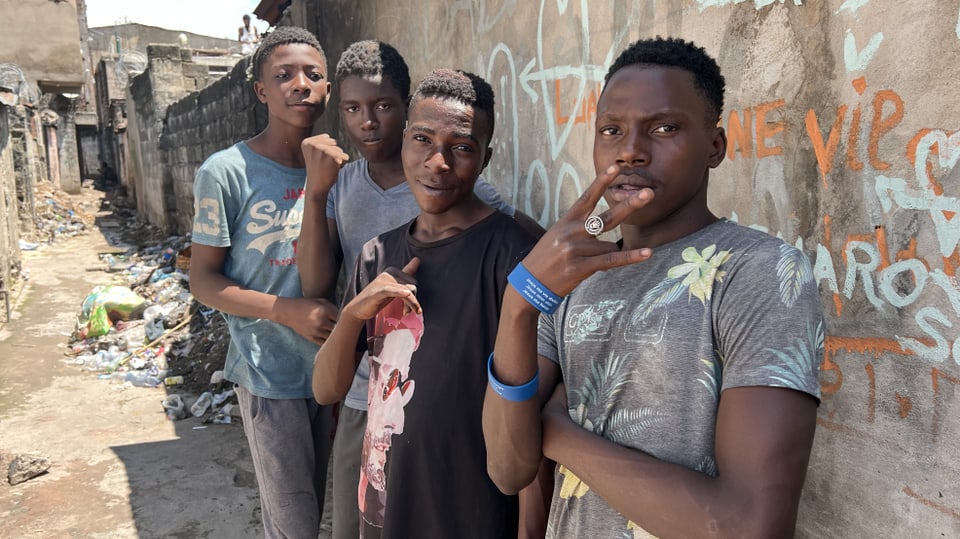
[[142, 305, 167, 341], [212, 403, 233, 424], [212, 389, 235, 407], [78, 304, 113, 339], [81, 285, 147, 322], [162, 394, 185, 420]]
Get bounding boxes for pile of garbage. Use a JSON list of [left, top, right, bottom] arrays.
[[23, 182, 95, 245], [63, 233, 235, 423]]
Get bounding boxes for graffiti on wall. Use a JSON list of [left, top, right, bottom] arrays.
[[435, 1, 960, 491]]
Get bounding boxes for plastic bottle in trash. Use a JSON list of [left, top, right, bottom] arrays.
[[123, 371, 162, 387], [93, 349, 122, 372], [191, 391, 214, 417]]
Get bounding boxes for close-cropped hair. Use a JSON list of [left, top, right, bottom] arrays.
[[335, 40, 411, 100], [249, 26, 326, 82], [410, 69, 496, 141], [605, 36, 725, 123]]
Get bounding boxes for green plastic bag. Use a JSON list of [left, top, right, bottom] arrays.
[[80, 303, 113, 339], [81, 285, 146, 322]]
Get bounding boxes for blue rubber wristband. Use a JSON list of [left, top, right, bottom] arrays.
[[507, 263, 563, 315], [487, 353, 539, 402]]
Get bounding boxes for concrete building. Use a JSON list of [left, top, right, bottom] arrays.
[[88, 24, 241, 192], [87, 22, 237, 62], [0, 0, 89, 195], [124, 45, 257, 232]]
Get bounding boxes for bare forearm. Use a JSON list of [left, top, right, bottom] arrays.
[[483, 289, 548, 493], [516, 458, 555, 539], [297, 196, 339, 298], [191, 270, 287, 324], [543, 416, 797, 538], [312, 313, 364, 404]]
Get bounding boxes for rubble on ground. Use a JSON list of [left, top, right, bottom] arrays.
[[7, 453, 51, 486]]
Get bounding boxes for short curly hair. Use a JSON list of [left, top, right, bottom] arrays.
[[410, 69, 496, 141], [335, 40, 411, 100], [249, 26, 326, 82], [605, 36, 725, 123]]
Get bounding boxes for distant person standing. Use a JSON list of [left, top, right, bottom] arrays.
[[239, 14, 260, 55]]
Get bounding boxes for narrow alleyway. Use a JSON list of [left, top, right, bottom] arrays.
[[0, 187, 267, 537]]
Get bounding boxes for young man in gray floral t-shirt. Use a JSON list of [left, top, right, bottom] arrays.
[[483, 37, 822, 538]]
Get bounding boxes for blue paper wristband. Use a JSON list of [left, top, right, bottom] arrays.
[[507, 263, 563, 314], [487, 353, 539, 402]]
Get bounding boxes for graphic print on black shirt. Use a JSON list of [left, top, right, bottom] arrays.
[[360, 298, 424, 533]]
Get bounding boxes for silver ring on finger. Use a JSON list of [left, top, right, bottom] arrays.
[[584, 215, 604, 237]]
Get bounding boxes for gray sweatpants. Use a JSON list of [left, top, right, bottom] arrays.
[[236, 385, 336, 539], [331, 405, 366, 539]]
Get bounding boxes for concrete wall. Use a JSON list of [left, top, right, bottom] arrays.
[[0, 0, 84, 93], [126, 46, 184, 231], [163, 61, 266, 234], [94, 57, 120, 177], [299, 1, 956, 537], [125, 46, 263, 233]]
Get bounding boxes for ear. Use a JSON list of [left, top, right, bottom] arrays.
[[323, 81, 332, 105], [481, 146, 493, 172], [707, 126, 727, 169], [253, 80, 267, 104]]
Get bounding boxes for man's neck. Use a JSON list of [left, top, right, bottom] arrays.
[[620, 212, 719, 251], [246, 125, 313, 168], [410, 196, 493, 243]]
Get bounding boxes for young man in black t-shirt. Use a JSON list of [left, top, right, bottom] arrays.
[[312, 69, 537, 538]]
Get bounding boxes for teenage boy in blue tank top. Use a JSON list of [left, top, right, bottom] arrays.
[[189, 27, 337, 538], [483, 37, 823, 538], [311, 69, 538, 539], [296, 40, 542, 539]]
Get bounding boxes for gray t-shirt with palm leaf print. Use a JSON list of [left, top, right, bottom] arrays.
[[537, 218, 823, 539]]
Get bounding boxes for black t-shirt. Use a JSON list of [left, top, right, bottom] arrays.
[[346, 210, 535, 539]]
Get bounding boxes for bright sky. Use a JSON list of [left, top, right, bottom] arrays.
[[85, 0, 268, 41]]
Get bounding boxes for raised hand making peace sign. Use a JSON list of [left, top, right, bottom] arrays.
[[517, 163, 655, 300]]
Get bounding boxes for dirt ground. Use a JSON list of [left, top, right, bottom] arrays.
[[0, 186, 333, 538]]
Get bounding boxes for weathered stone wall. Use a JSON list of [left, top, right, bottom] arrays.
[[299, 1, 957, 537], [44, 95, 82, 194], [0, 104, 21, 306], [9, 106, 45, 233]]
